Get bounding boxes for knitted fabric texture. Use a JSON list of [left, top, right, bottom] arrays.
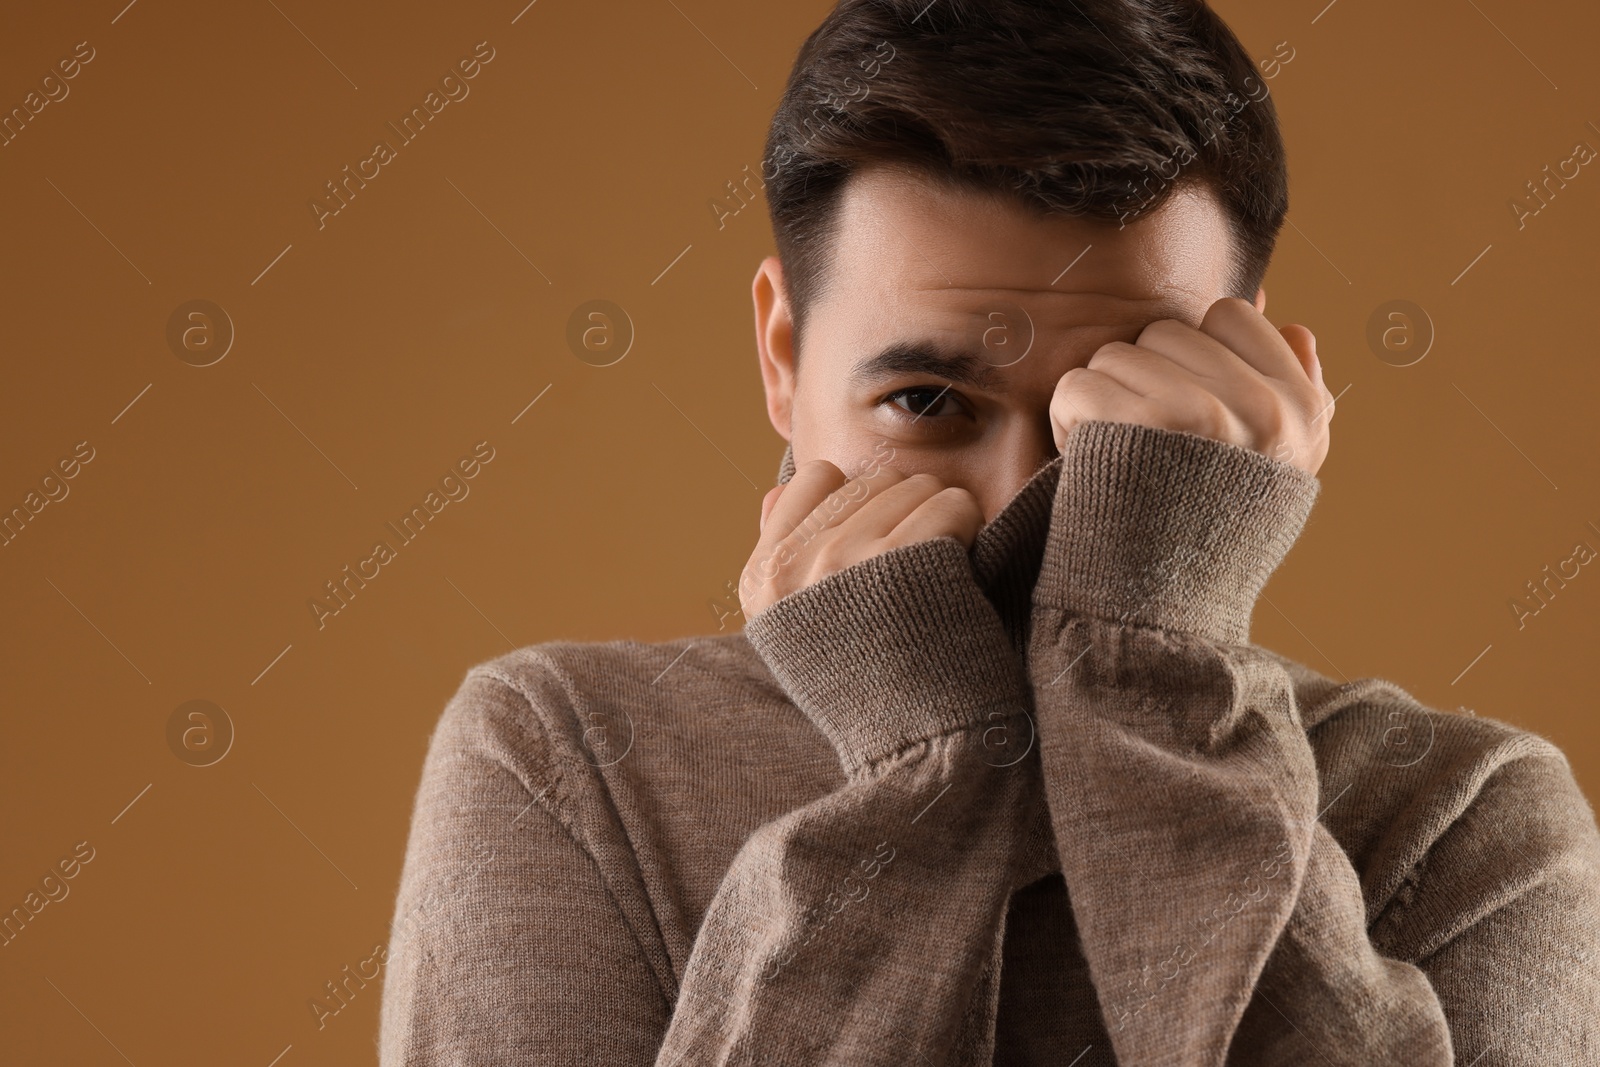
[[380, 419, 1600, 1065]]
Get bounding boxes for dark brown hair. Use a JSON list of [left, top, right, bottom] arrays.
[[762, 0, 1289, 359]]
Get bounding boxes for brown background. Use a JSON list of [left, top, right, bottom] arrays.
[[1, 0, 1596, 1061]]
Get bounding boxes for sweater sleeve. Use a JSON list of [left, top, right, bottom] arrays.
[[1232, 738, 1600, 1066], [380, 540, 1059, 1066], [1382, 739, 1600, 1062], [683, 536, 1059, 1065], [1024, 419, 1468, 1065]]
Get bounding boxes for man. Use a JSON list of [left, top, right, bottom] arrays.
[[380, 1, 1600, 1063]]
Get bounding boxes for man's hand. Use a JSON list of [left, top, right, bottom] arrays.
[[738, 460, 982, 620], [1049, 297, 1334, 475]]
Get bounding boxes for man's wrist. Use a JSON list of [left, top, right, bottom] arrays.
[[744, 535, 1031, 778]]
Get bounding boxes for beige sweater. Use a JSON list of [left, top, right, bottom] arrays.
[[379, 419, 1600, 1065]]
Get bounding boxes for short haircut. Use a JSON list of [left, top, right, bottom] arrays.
[[761, 0, 1289, 360]]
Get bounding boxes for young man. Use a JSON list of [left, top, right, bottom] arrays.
[[380, 1, 1600, 1063]]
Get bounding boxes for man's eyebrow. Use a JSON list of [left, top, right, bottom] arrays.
[[846, 340, 1006, 392]]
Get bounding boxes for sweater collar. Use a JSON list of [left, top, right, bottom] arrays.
[[774, 442, 1063, 653]]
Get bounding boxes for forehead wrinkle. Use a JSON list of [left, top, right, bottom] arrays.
[[902, 279, 1204, 330], [909, 282, 1160, 303]]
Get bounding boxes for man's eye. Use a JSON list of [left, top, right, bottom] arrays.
[[883, 386, 966, 421]]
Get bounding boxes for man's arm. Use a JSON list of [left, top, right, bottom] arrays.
[[380, 538, 1057, 1066], [1027, 418, 1600, 1065], [682, 534, 1056, 1064], [1230, 727, 1600, 1065]]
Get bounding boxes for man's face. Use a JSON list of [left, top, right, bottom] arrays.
[[752, 162, 1260, 524]]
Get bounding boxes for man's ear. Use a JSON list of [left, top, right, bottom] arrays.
[[753, 256, 796, 441], [1253, 287, 1267, 315]]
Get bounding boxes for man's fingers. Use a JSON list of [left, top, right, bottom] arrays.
[[741, 458, 979, 619], [760, 459, 849, 543], [1277, 324, 1335, 422], [759, 485, 784, 532], [1048, 367, 1155, 452], [1278, 324, 1321, 383], [837, 473, 950, 543], [883, 486, 984, 550], [758, 456, 908, 554], [1194, 297, 1308, 388], [1085, 342, 1212, 404]]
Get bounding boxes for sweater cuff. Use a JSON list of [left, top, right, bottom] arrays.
[[1034, 420, 1321, 645], [743, 535, 1031, 778]]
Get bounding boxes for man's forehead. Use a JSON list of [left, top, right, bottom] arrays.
[[830, 256, 1180, 332], [906, 279, 1180, 316], [828, 171, 1225, 314], [855, 272, 1201, 349]]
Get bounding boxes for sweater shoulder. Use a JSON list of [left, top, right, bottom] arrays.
[[473, 630, 787, 706], [1261, 647, 1597, 935], [1261, 642, 1571, 779], [428, 632, 789, 821]]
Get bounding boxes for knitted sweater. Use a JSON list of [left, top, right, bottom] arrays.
[[378, 419, 1600, 1066]]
